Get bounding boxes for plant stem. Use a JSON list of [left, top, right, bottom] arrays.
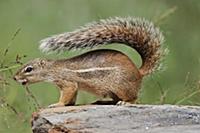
[[0, 64, 21, 72]]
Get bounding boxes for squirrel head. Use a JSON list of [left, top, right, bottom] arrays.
[[13, 58, 53, 85]]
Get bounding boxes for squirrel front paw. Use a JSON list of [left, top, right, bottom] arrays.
[[48, 102, 65, 108]]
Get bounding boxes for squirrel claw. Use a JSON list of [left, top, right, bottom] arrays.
[[48, 102, 65, 108], [116, 101, 132, 106]]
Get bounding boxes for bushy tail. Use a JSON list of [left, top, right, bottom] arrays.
[[39, 17, 167, 76]]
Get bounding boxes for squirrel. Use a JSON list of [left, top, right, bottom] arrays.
[[13, 17, 166, 107]]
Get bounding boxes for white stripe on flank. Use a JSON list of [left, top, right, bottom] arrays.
[[67, 67, 118, 73]]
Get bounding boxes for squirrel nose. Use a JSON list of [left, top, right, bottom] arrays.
[[13, 76, 17, 81]]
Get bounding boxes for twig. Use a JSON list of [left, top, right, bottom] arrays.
[[187, 101, 200, 106], [0, 64, 21, 72], [0, 97, 19, 115], [15, 54, 26, 65], [0, 28, 21, 66], [3, 28, 21, 56], [151, 76, 168, 104], [172, 72, 191, 104], [25, 86, 41, 109], [154, 6, 177, 25], [184, 72, 191, 87], [175, 90, 200, 105], [159, 88, 169, 104]]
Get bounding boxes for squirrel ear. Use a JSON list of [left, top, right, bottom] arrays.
[[39, 59, 46, 67]]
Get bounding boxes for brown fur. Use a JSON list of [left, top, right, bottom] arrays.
[[14, 50, 142, 107], [14, 17, 166, 107]]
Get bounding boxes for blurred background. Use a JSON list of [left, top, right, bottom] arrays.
[[0, 0, 200, 132]]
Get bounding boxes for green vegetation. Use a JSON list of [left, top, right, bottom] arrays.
[[0, 0, 200, 132]]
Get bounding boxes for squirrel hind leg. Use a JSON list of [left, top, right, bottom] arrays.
[[111, 85, 139, 105], [87, 87, 138, 106]]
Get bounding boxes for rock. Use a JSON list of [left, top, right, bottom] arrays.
[[31, 104, 200, 133]]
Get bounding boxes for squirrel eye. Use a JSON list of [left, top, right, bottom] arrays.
[[24, 66, 33, 73]]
